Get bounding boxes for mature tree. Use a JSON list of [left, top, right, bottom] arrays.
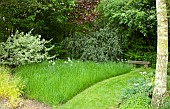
[[152, 0, 168, 108], [0, 0, 39, 41], [97, 0, 157, 65]]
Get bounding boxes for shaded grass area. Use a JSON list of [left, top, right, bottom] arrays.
[[57, 71, 141, 109], [15, 60, 131, 106]]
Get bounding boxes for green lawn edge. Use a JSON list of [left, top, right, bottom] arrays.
[[55, 70, 142, 109]]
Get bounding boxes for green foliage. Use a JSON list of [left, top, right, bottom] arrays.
[[0, 65, 24, 108], [121, 71, 154, 103], [159, 97, 170, 109], [119, 93, 152, 109], [168, 76, 170, 91], [0, 0, 76, 43], [34, 0, 76, 42], [125, 51, 157, 68], [48, 43, 67, 59], [63, 28, 122, 62], [98, 0, 156, 36], [0, 30, 55, 66], [0, 0, 39, 38], [15, 60, 131, 105], [97, 0, 157, 63], [119, 68, 169, 109]]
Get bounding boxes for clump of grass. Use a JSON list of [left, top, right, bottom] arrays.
[[0, 66, 24, 108], [15, 59, 132, 105]]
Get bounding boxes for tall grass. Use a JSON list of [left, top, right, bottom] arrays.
[[15, 60, 131, 105]]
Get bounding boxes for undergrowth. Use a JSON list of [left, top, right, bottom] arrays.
[[0, 66, 24, 108]]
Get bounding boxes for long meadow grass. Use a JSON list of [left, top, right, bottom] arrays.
[[15, 59, 131, 106]]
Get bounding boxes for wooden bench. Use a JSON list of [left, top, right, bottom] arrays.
[[128, 60, 150, 68]]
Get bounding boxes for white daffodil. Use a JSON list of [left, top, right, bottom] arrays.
[[52, 61, 55, 65], [68, 57, 71, 62], [64, 61, 68, 64]]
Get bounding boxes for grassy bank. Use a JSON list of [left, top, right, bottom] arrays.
[[58, 68, 170, 109], [15, 60, 131, 105], [57, 71, 141, 109]]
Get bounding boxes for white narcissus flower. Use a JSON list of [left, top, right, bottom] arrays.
[[68, 57, 72, 63], [49, 60, 52, 63], [52, 61, 55, 65], [64, 61, 68, 64]]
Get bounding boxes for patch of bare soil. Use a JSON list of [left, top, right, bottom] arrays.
[[0, 99, 51, 109], [18, 99, 51, 109]]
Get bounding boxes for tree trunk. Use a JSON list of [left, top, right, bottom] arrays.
[[152, 0, 168, 108]]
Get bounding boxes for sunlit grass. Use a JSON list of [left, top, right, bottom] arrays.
[[57, 68, 165, 109], [15, 60, 131, 106], [56, 70, 141, 109]]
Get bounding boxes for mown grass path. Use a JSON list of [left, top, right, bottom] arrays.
[[57, 71, 141, 109]]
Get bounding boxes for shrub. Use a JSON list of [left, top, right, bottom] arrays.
[[0, 66, 24, 108], [63, 28, 122, 62], [119, 93, 152, 109], [0, 30, 55, 66], [119, 70, 155, 109], [121, 71, 154, 102]]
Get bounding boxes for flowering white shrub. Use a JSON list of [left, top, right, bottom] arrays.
[[0, 30, 55, 66]]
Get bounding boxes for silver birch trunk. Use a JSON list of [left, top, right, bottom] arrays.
[[152, 0, 168, 108]]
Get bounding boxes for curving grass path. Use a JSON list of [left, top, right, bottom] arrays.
[[56, 70, 142, 109]]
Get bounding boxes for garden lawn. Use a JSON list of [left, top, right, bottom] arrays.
[[56, 70, 142, 109], [56, 68, 169, 109], [15, 60, 131, 106]]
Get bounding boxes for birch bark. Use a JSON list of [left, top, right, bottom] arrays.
[[152, 0, 168, 108]]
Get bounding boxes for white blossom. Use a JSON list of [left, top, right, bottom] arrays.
[[52, 61, 55, 65], [64, 61, 68, 64], [68, 57, 72, 62]]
